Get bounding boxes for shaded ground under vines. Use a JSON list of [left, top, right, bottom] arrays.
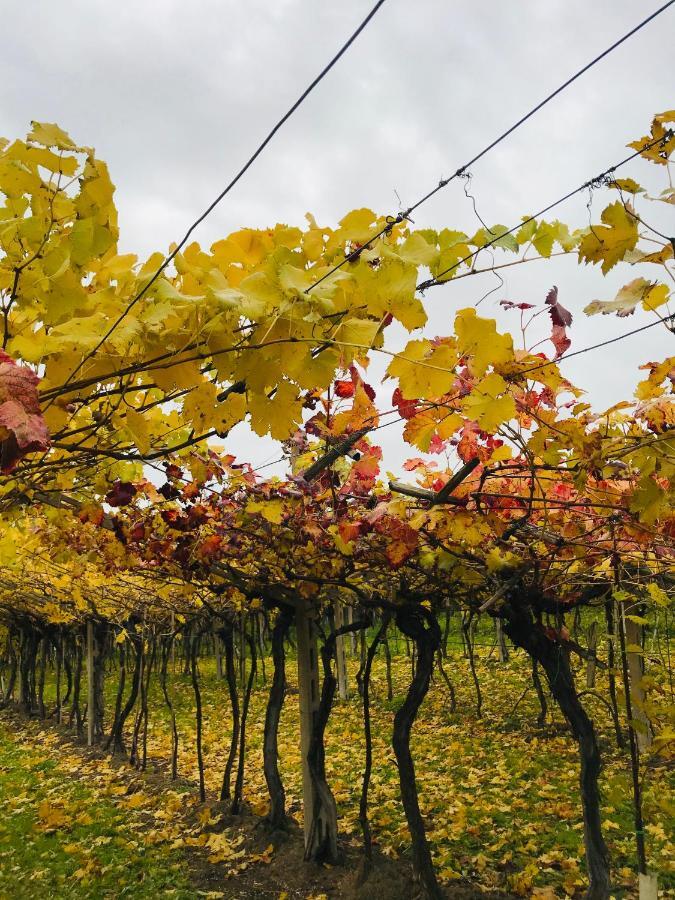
[[2, 635, 673, 897]]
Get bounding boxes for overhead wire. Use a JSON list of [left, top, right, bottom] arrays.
[[517, 316, 674, 379], [306, 1, 675, 293], [417, 132, 674, 290], [53, 0, 389, 396]]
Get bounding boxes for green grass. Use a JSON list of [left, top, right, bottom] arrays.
[[0, 721, 194, 899]]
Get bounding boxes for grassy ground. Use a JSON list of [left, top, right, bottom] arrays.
[[0, 718, 195, 898], [3, 622, 674, 898]]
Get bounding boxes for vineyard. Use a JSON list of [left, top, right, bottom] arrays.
[[0, 6, 674, 898]]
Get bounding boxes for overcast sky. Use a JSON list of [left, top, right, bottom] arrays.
[[3, 0, 674, 475]]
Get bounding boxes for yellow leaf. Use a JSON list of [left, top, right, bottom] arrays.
[[37, 800, 71, 831], [337, 318, 381, 354], [246, 499, 285, 524], [461, 373, 516, 431], [119, 792, 149, 810], [646, 582, 670, 608], [215, 391, 247, 434], [125, 409, 151, 456], [387, 339, 457, 399], [485, 547, 520, 572], [454, 308, 513, 376], [578, 201, 639, 274], [248, 380, 303, 440], [584, 278, 670, 317], [28, 121, 78, 150], [489, 443, 513, 462]]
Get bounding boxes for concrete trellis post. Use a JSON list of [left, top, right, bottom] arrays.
[[624, 614, 653, 750], [333, 599, 348, 700], [347, 605, 357, 656], [295, 601, 320, 849], [170, 611, 176, 672], [214, 625, 223, 679], [56, 637, 64, 724], [294, 599, 337, 855], [639, 872, 659, 900], [585, 621, 598, 688], [495, 618, 509, 663], [86, 619, 95, 747]]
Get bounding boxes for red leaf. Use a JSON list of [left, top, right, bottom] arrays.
[[500, 300, 536, 311], [403, 457, 426, 472], [0, 351, 50, 472], [392, 388, 418, 420], [545, 286, 573, 328], [380, 518, 418, 568], [550, 324, 571, 359], [159, 482, 181, 501], [78, 504, 104, 526], [338, 521, 363, 543], [129, 523, 146, 542], [428, 434, 447, 454], [361, 381, 376, 401], [334, 379, 355, 398], [198, 534, 223, 560], [553, 482, 574, 500], [352, 454, 380, 481], [106, 481, 137, 507]]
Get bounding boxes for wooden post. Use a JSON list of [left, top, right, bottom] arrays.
[[334, 600, 348, 700], [86, 620, 95, 747]]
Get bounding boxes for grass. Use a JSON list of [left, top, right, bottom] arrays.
[[0, 720, 194, 899]]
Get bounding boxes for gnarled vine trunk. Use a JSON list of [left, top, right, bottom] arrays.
[[305, 618, 367, 864], [159, 634, 179, 779], [190, 630, 206, 802], [220, 621, 240, 802], [1, 627, 18, 707], [91, 621, 109, 742], [106, 626, 142, 754], [392, 605, 443, 900], [359, 614, 390, 876], [502, 602, 610, 900], [231, 627, 257, 814], [263, 603, 293, 830]]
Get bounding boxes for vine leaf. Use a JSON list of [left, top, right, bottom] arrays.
[[584, 278, 670, 318], [545, 286, 573, 327], [550, 325, 571, 359], [578, 201, 639, 274], [0, 350, 50, 472]]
